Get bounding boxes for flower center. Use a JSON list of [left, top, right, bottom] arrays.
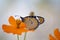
[[16, 19, 21, 29]]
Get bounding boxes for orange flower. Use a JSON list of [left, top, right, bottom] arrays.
[[2, 16, 27, 35], [49, 28, 60, 40]]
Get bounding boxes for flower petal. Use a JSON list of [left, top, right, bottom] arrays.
[[54, 28, 60, 40], [11, 29, 22, 35], [49, 34, 56, 40], [2, 24, 12, 33], [2, 24, 18, 34], [19, 22, 26, 28], [8, 16, 17, 26]]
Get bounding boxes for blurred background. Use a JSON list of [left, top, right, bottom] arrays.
[[0, 0, 60, 40]]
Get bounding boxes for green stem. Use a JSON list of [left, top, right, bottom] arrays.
[[24, 32, 27, 40], [17, 35, 19, 40]]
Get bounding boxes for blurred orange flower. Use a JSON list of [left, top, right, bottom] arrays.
[[49, 28, 60, 40], [2, 16, 27, 35]]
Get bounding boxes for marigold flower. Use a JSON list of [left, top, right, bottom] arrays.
[[49, 28, 60, 40], [2, 16, 27, 35]]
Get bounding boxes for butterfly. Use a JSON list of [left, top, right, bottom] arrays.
[[20, 12, 45, 30]]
